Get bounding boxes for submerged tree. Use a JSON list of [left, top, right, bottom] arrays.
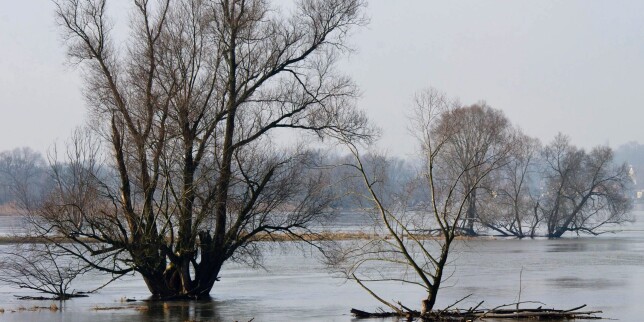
[[39, 0, 371, 299], [0, 243, 93, 300], [430, 102, 515, 236], [538, 134, 632, 238], [329, 88, 511, 316], [458, 133, 633, 238], [477, 133, 541, 238]]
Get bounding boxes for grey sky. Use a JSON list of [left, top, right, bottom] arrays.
[[2, 1, 644, 156]]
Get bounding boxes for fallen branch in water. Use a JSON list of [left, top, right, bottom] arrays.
[[351, 303, 603, 320], [14, 294, 88, 301]]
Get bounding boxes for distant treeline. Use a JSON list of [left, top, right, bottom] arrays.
[[0, 146, 417, 211], [1, 140, 642, 216], [0, 147, 50, 209]]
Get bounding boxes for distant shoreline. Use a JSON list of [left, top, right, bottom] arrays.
[[0, 203, 20, 216]]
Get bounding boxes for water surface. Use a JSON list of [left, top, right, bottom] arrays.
[[0, 211, 642, 321]]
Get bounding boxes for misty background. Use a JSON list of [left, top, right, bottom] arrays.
[[2, 1, 644, 157]]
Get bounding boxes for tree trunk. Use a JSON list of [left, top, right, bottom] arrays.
[[142, 256, 224, 300], [421, 298, 431, 315], [465, 190, 477, 236], [138, 231, 225, 299]]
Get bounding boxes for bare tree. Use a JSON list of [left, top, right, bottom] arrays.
[[34, 0, 372, 299], [429, 101, 515, 235], [477, 133, 541, 237], [539, 134, 632, 238], [0, 147, 48, 209], [329, 88, 511, 317], [463, 133, 633, 238], [0, 243, 92, 300]]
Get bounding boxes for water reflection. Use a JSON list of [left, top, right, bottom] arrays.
[[140, 300, 224, 322], [0, 299, 228, 322], [546, 277, 626, 290], [546, 239, 628, 253]]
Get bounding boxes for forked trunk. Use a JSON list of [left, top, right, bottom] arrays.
[[421, 267, 443, 315], [421, 297, 435, 316], [142, 258, 224, 300]]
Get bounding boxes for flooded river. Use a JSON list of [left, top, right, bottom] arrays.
[[0, 210, 643, 321]]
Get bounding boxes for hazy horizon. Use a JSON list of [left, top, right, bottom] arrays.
[[2, 1, 644, 156]]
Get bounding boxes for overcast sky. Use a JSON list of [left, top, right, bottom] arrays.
[[2, 1, 644, 157]]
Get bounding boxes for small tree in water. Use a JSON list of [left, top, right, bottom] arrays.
[[477, 134, 633, 238], [34, 0, 372, 299], [0, 243, 93, 300], [539, 134, 633, 238], [328, 88, 512, 315]]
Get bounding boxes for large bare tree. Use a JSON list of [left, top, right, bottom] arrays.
[[41, 0, 371, 299], [430, 101, 515, 235]]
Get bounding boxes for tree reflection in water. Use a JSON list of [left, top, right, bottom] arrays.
[[141, 299, 225, 322]]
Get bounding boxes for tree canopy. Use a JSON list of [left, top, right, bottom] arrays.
[[33, 0, 372, 299]]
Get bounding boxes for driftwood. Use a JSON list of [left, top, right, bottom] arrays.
[[351, 304, 602, 321], [14, 294, 89, 300]]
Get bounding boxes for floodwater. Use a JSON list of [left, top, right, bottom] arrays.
[[0, 210, 643, 321]]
